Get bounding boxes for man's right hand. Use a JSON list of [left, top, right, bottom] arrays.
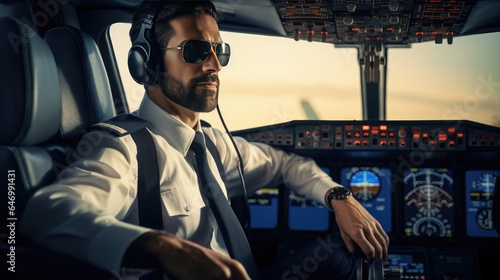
[[122, 230, 251, 280]]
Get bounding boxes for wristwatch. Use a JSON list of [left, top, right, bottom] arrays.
[[325, 186, 352, 211]]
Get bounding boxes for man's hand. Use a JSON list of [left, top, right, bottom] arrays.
[[329, 197, 390, 261], [123, 231, 251, 280]]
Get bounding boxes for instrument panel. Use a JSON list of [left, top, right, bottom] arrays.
[[270, 0, 479, 46], [233, 119, 500, 279]]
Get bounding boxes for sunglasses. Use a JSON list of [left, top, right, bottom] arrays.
[[162, 39, 231, 66]]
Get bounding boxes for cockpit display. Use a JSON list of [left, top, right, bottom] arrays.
[[403, 168, 454, 237]]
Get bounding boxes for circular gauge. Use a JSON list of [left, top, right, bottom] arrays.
[[477, 208, 494, 230], [349, 170, 381, 201], [407, 213, 452, 237]]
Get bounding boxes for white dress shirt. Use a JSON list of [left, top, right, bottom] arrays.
[[20, 94, 339, 276]]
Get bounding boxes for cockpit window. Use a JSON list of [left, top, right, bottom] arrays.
[[386, 32, 500, 127], [110, 23, 362, 131]]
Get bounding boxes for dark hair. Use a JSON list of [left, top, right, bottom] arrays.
[[129, 1, 218, 51]]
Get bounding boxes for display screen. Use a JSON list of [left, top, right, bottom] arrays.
[[288, 167, 330, 231], [248, 187, 279, 229], [385, 252, 426, 279], [403, 168, 455, 237], [465, 170, 500, 237], [340, 167, 392, 233]]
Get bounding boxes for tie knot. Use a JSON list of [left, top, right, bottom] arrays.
[[190, 132, 206, 154]]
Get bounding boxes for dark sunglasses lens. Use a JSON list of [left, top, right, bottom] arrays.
[[183, 40, 211, 64], [216, 43, 231, 66]]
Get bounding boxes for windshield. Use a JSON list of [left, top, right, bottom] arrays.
[[387, 32, 500, 127], [110, 23, 500, 131]]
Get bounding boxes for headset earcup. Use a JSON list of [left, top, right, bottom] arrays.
[[128, 43, 150, 85]]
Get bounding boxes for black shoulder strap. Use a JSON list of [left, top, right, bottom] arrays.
[[93, 113, 163, 230]]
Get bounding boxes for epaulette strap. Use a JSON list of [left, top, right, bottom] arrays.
[[91, 113, 149, 137]]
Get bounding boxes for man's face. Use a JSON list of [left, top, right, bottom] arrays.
[[160, 13, 223, 113]]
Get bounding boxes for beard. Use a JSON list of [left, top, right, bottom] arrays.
[[160, 72, 219, 112]]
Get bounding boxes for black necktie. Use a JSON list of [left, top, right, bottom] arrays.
[[190, 132, 259, 279]]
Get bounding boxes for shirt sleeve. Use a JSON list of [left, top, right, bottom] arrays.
[[19, 130, 151, 274], [207, 128, 340, 206]]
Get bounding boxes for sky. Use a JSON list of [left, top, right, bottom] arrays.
[[110, 23, 500, 131]]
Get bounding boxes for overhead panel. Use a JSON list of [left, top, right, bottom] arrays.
[[270, 0, 479, 46]]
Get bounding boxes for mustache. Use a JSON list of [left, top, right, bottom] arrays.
[[190, 73, 219, 85]]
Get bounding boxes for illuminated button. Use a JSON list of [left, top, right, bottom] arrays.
[[449, 140, 455, 148], [398, 129, 406, 138]]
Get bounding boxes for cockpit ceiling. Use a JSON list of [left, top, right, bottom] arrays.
[[213, 0, 500, 47]]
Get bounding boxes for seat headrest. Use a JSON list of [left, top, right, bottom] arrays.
[[0, 17, 62, 146], [44, 26, 116, 141]]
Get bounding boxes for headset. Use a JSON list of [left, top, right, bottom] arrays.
[[128, 4, 162, 85]]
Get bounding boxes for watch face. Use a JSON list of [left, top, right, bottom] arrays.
[[332, 187, 352, 200]]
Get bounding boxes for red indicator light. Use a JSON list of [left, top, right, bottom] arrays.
[[413, 133, 420, 139], [457, 133, 464, 138], [362, 125, 370, 130], [439, 134, 447, 141], [380, 125, 388, 130], [448, 127, 456, 133]]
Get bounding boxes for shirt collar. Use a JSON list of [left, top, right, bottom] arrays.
[[136, 94, 200, 156]]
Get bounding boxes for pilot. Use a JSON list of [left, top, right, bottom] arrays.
[[20, 1, 388, 279]]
